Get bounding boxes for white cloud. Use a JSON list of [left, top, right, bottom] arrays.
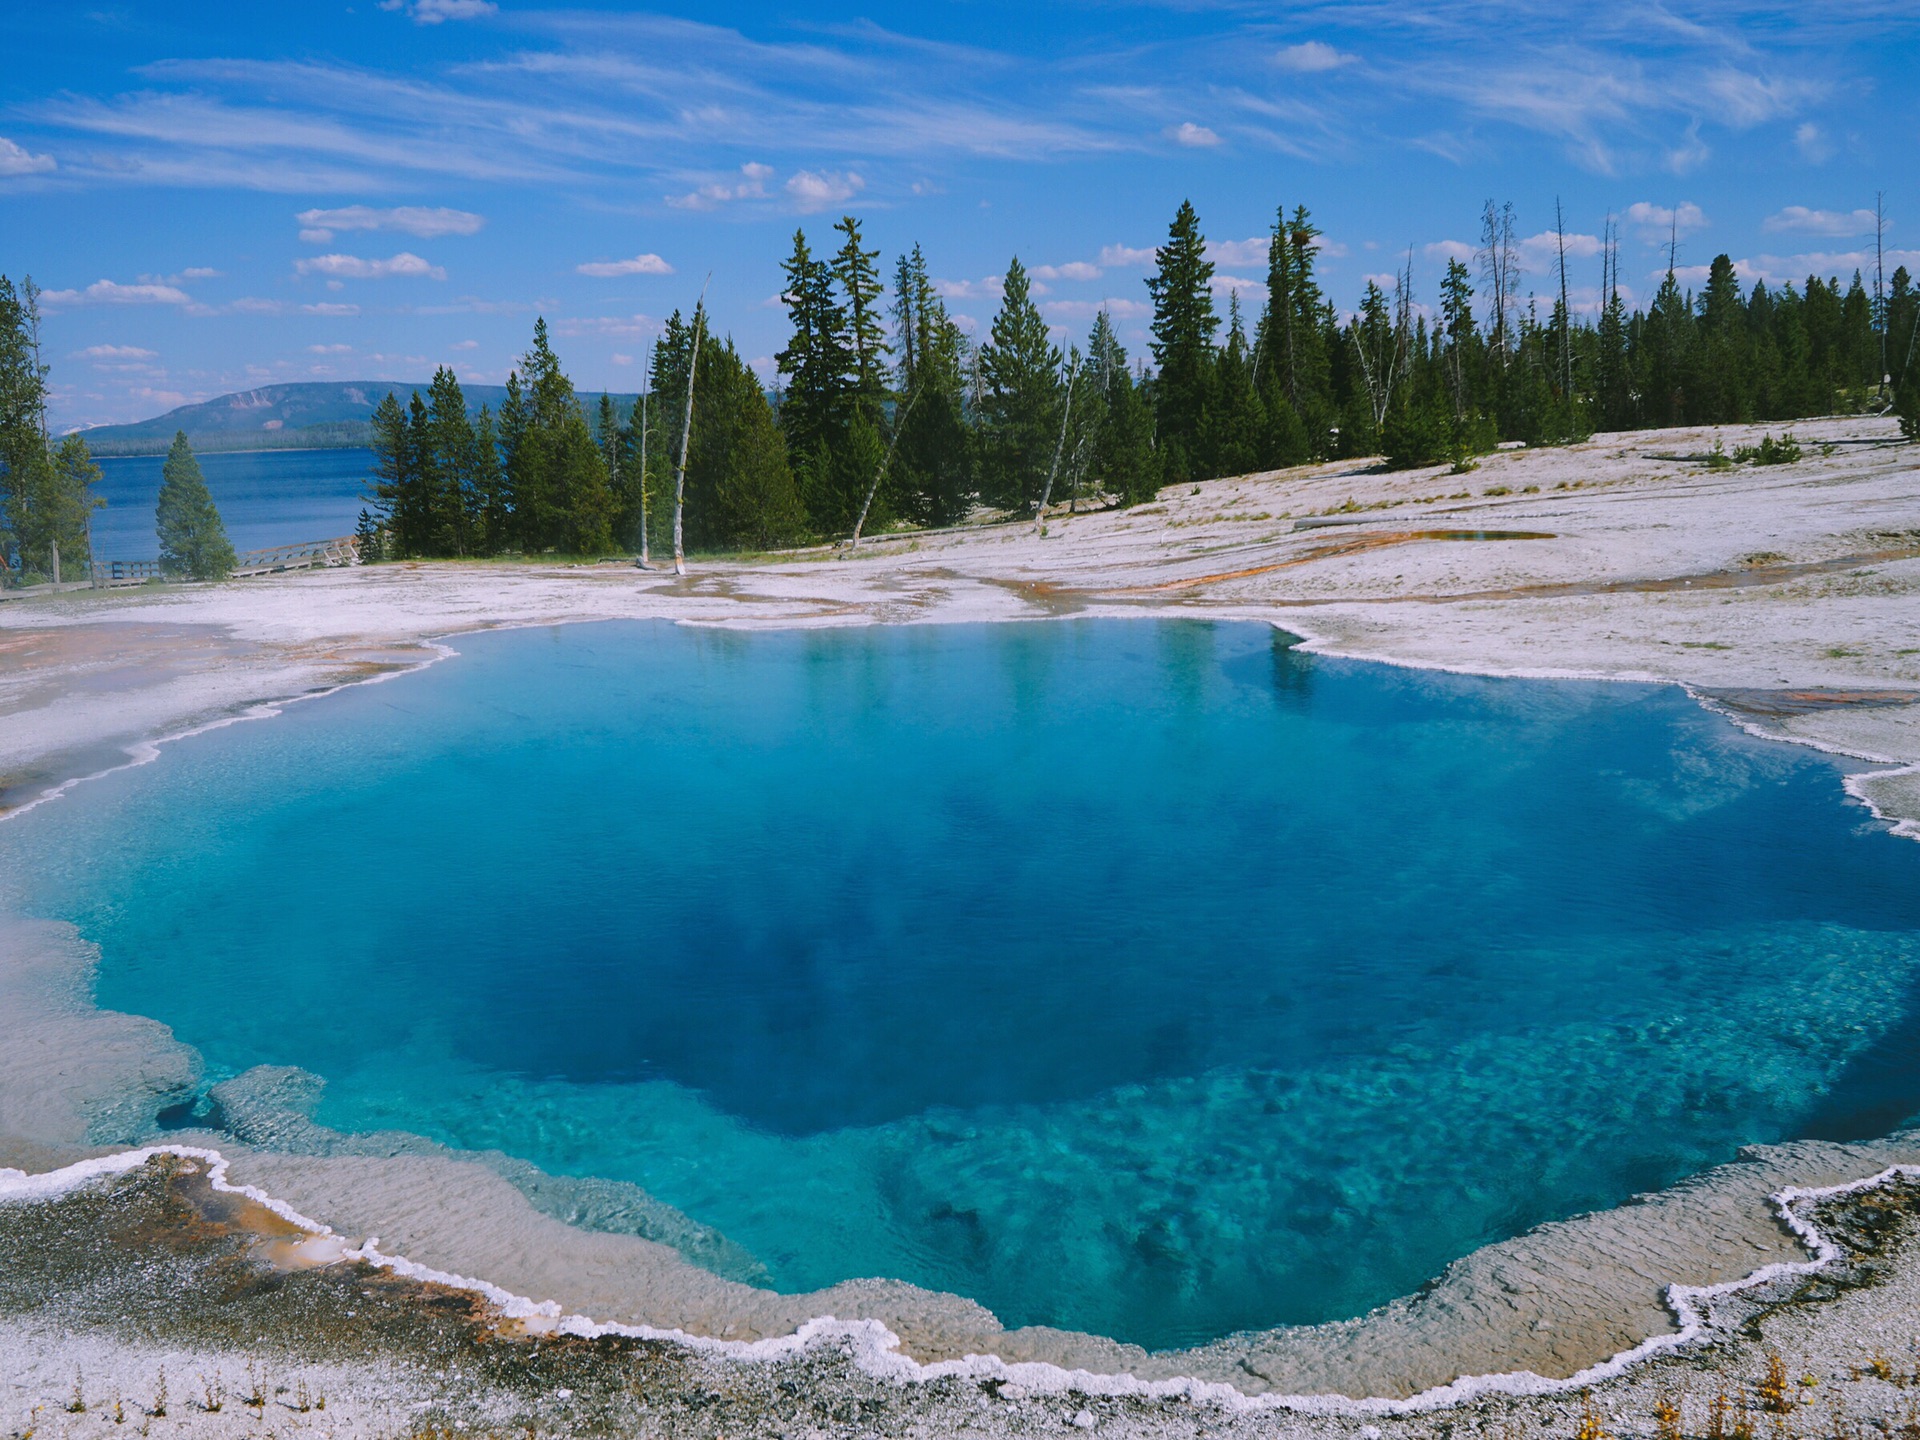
[[1208, 237, 1268, 268], [301, 302, 361, 315], [1272, 41, 1354, 74], [576, 252, 674, 278], [307, 343, 353, 354], [294, 205, 484, 242], [42, 279, 191, 306], [935, 274, 1006, 301], [1043, 298, 1152, 321], [1670, 259, 1770, 286], [554, 314, 660, 338], [667, 162, 774, 212], [1764, 206, 1879, 238], [1700, 68, 1818, 129], [1626, 201, 1707, 238], [784, 168, 864, 212], [1794, 123, 1832, 163], [611, 352, 635, 366], [295, 251, 446, 280], [1031, 261, 1102, 283], [0, 136, 55, 176], [451, 339, 478, 350], [383, 0, 496, 22], [75, 344, 157, 360], [1424, 239, 1474, 264], [1168, 122, 1220, 148], [1517, 229, 1604, 268], [1098, 243, 1158, 269]]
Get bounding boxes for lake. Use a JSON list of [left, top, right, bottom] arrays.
[[4, 618, 1918, 1351], [89, 447, 377, 560]]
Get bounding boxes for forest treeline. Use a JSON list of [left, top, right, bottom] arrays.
[[6, 190, 1917, 580], [363, 198, 1920, 563]]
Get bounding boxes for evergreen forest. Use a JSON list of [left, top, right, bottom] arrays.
[[6, 193, 1917, 578]]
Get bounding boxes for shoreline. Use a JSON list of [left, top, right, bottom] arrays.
[[6, 1145, 1920, 1416], [2, 416, 1918, 1425]]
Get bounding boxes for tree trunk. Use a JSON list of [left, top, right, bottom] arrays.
[[671, 287, 709, 578], [1034, 357, 1078, 530], [850, 389, 919, 546], [637, 380, 651, 568]]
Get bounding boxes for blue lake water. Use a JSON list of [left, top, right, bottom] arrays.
[[5, 619, 1920, 1351], [89, 448, 375, 559]]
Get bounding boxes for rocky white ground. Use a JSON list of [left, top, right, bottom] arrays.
[[2, 416, 1918, 1432]]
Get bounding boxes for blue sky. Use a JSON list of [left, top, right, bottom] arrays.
[[2, 1, 1915, 431]]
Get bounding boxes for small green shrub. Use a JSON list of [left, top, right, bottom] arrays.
[[1733, 432, 1802, 466]]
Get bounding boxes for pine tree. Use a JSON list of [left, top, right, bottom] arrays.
[[1201, 293, 1265, 478], [155, 431, 235, 581], [775, 230, 854, 526], [368, 391, 417, 555], [977, 258, 1062, 511], [0, 275, 53, 580], [1254, 208, 1333, 463], [424, 367, 480, 554], [678, 330, 806, 551], [472, 404, 507, 554], [46, 433, 103, 580], [891, 244, 975, 526], [504, 319, 615, 554], [353, 506, 385, 563], [1146, 199, 1218, 483], [1084, 310, 1160, 506], [831, 215, 888, 418]]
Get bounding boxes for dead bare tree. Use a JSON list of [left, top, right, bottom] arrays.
[[635, 341, 654, 569], [1478, 200, 1521, 368], [1351, 254, 1415, 431], [1034, 352, 1080, 530], [1876, 191, 1890, 397], [850, 388, 921, 546], [670, 277, 711, 578], [1554, 196, 1573, 397]]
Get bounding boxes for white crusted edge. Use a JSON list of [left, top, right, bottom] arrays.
[[2, 1145, 1915, 1417]]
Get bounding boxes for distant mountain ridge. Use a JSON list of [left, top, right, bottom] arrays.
[[70, 381, 644, 457]]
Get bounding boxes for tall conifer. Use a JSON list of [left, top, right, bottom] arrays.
[[1146, 200, 1218, 483], [155, 431, 235, 581]]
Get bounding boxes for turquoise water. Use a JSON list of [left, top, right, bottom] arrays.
[[91, 448, 373, 559], [6, 619, 1920, 1350]]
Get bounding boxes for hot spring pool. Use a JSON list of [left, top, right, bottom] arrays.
[[6, 619, 1919, 1351]]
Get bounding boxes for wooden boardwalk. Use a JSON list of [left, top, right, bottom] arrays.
[[88, 535, 359, 587]]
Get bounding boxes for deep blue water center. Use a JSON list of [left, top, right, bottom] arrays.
[[8, 619, 1920, 1351]]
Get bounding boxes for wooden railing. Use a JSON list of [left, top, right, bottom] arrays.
[[230, 535, 358, 577], [90, 535, 359, 587]]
